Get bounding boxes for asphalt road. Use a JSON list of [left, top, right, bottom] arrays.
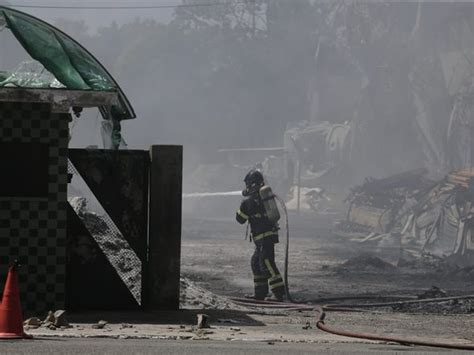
[[0, 338, 456, 354]]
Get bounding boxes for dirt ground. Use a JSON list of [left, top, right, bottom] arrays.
[[178, 204, 474, 347], [181, 210, 474, 303], [25, 205, 474, 350]]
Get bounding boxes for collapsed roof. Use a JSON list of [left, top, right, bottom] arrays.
[[0, 6, 135, 121]]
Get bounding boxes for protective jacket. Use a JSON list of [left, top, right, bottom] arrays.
[[236, 195, 279, 244], [236, 193, 284, 300]]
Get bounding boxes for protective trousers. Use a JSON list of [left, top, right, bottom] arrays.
[[251, 240, 285, 300]]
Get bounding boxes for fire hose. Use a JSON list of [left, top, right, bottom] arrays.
[[274, 194, 293, 303], [322, 294, 474, 309], [273, 195, 403, 306], [228, 295, 474, 350], [241, 193, 474, 349], [315, 306, 474, 351]]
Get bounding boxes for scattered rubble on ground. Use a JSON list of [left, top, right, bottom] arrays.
[[23, 317, 41, 328], [91, 320, 109, 329], [24, 310, 72, 330], [120, 323, 134, 329], [44, 310, 55, 323], [53, 310, 69, 327], [196, 314, 210, 329], [389, 296, 474, 314], [180, 277, 247, 310], [335, 254, 398, 273]]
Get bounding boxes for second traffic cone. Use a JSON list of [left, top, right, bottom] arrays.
[[0, 263, 29, 339]]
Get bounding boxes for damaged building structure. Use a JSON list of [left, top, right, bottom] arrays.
[[335, 168, 474, 267], [313, 4, 474, 267], [212, 4, 474, 266], [0, 6, 182, 314], [287, 4, 474, 184]]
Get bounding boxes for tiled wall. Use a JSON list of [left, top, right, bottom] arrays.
[[0, 102, 69, 314]]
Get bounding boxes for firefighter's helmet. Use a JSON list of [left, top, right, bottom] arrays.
[[243, 169, 264, 196]]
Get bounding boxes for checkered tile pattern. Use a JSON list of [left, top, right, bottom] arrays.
[[0, 102, 69, 314]]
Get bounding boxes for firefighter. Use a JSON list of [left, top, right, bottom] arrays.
[[236, 169, 286, 301]]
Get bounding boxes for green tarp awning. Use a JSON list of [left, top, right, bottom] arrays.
[[0, 6, 135, 121]]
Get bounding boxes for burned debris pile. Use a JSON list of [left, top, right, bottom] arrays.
[[335, 169, 474, 266], [335, 254, 398, 273], [338, 168, 433, 235]]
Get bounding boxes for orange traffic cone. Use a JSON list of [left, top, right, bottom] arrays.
[[0, 262, 30, 339]]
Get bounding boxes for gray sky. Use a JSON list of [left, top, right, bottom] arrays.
[[1, 0, 178, 33]]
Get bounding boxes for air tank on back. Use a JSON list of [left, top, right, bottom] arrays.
[[259, 185, 280, 223]]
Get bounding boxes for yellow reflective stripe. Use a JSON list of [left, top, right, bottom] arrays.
[[270, 281, 285, 289], [269, 275, 282, 283], [264, 259, 276, 277], [252, 231, 277, 241], [237, 209, 249, 220], [254, 275, 266, 280]]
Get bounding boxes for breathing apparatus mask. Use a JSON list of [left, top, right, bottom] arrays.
[[242, 169, 264, 197]]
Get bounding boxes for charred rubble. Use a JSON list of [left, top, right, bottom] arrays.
[[334, 169, 474, 268]]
